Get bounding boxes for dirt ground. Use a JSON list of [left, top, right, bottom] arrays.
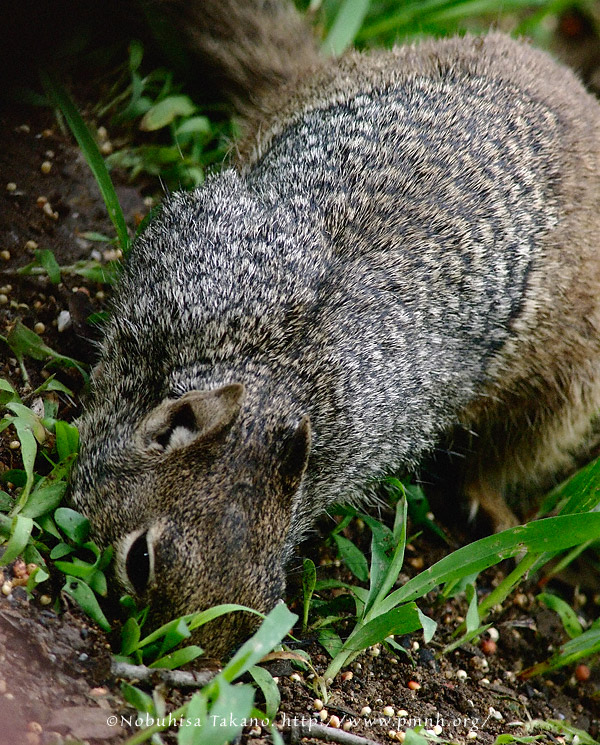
[[2, 14, 600, 745]]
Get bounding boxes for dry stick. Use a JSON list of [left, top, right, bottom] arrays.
[[111, 660, 217, 689], [286, 721, 383, 745]]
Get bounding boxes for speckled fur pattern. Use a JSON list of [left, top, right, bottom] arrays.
[[71, 14, 600, 654]]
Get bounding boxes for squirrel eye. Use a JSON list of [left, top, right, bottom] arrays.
[[125, 532, 151, 595]]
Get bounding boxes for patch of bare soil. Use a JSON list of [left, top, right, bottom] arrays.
[[1, 56, 599, 745]]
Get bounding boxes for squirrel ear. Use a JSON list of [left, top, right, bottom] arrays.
[[143, 383, 245, 453], [278, 415, 311, 493]]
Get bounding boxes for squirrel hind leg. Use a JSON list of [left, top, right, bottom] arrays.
[[463, 477, 520, 534]]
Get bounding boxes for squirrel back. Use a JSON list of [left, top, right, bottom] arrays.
[[71, 4, 600, 655]]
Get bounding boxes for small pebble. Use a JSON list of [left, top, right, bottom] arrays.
[[33, 322, 45, 334], [42, 202, 58, 220], [25, 240, 38, 251], [383, 706, 395, 717], [407, 681, 421, 690], [40, 161, 52, 174], [9, 441, 20, 450], [329, 716, 340, 729], [313, 699, 324, 712], [0, 250, 10, 261], [41, 128, 53, 137], [4, 692, 15, 700], [575, 664, 591, 682], [360, 706, 372, 716], [96, 290, 106, 300]]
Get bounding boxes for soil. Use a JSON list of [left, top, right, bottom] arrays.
[[2, 16, 600, 745]]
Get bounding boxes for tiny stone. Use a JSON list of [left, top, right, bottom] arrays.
[[369, 645, 380, 657], [480, 639, 497, 655], [383, 706, 395, 717], [42, 128, 53, 137], [407, 681, 421, 690], [360, 706, 372, 716], [6, 182, 16, 192], [0, 250, 10, 261], [329, 716, 340, 729], [17, 124, 31, 133], [313, 699, 324, 711], [575, 664, 591, 682], [0, 285, 11, 293], [9, 440, 20, 450], [34, 322, 45, 334], [41, 161, 52, 174]]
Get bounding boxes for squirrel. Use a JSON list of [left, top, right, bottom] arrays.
[[70, 0, 600, 656]]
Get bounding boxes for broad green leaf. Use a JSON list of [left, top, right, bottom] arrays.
[[333, 534, 369, 582], [158, 617, 192, 657], [178, 691, 208, 745], [319, 628, 344, 658], [55, 420, 79, 461], [199, 678, 255, 745], [222, 603, 297, 683], [34, 249, 61, 284], [140, 95, 197, 131], [417, 607, 437, 644], [150, 645, 204, 670], [20, 482, 66, 519], [121, 682, 155, 715], [121, 616, 141, 656], [342, 602, 422, 654], [249, 665, 280, 721], [0, 515, 34, 565], [54, 507, 90, 544], [62, 577, 111, 631], [537, 593, 583, 639]]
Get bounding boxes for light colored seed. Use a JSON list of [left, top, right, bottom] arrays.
[[0, 680, 6, 694], [248, 725, 261, 736], [407, 681, 421, 691], [488, 627, 499, 642], [0, 295, 7, 305], [27, 722, 43, 734], [360, 706, 371, 716], [343, 721, 352, 731], [0, 250, 10, 261], [39, 595, 52, 606], [42, 128, 53, 137], [313, 699, 324, 712], [57, 310, 71, 332], [467, 732, 478, 740], [97, 126, 108, 141], [4, 693, 15, 700], [9, 440, 20, 450], [329, 716, 340, 729], [100, 141, 113, 155], [289, 673, 302, 683], [96, 290, 106, 300], [457, 669, 468, 681], [6, 183, 16, 192], [1, 581, 13, 596], [341, 671, 353, 682], [480, 678, 490, 686], [42, 202, 58, 220], [34, 322, 45, 334], [36, 195, 47, 205], [383, 706, 395, 717], [433, 724, 443, 735], [397, 709, 408, 717], [411, 641, 420, 651], [319, 709, 328, 722], [0, 285, 11, 293], [45, 150, 55, 159], [388, 731, 398, 740], [41, 161, 52, 174], [397, 733, 405, 743], [17, 124, 31, 133]]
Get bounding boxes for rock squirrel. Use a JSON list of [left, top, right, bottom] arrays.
[[70, 0, 600, 655]]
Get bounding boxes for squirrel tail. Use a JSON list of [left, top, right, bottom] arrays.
[[143, 0, 322, 116]]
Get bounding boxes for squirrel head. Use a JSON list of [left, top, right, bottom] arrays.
[[71, 382, 311, 658]]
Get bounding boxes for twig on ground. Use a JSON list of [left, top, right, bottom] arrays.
[[286, 721, 383, 745], [111, 660, 218, 689]]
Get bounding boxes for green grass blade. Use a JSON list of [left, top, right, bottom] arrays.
[[39, 70, 130, 255], [376, 513, 600, 617], [322, 0, 372, 55]]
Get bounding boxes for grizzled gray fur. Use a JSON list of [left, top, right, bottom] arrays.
[[71, 3, 600, 655]]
